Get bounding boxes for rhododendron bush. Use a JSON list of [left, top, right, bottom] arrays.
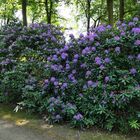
[[0, 18, 140, 132]]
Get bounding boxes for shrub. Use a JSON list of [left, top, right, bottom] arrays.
[[0, 23, 65, 103], [41, 17, 140, 131], [0, 18, 140, 132]]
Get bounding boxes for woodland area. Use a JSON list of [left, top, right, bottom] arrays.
[[0, 0, 140, 32]]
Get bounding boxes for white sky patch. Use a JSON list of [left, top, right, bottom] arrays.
[[15, 10, 22, 20], [58, 2, 86, 37]]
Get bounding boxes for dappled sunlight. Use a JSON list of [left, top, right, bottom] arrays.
[[2, 114, 12, 119], [41, 124, 53, 129], [15, 119, 29, 126]]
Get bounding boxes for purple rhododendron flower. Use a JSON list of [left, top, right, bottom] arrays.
[[100, 65, 105, 70], [50, 77, 56, 82], [97, 25, 106, 32], [114, 36, 120, 41], [133, 17, 139, 22], [79, 33, 84, 38], [107, 25, 112, 29], [86, 71, 91, 76], [134, 40, 140, 46], [115, 47, 121, 54], [72, 79, 77, 84], [82, 49, 86, 55], [74, 54, 79, 59], [104, 58, 111, 63], [137, 54, 140, 60], [105, 76, 110, 83], [91, 47, 96, 51], [69, 33, 74, 39], [130, 68, 137, 75], [73, 59, 78, 63], [73, 113, 83, 121], [72, 70, 76, 74], [121, 23, 126, 27], [116, 21, 121, 26], [87, 80, 98, 87], [79, 93, 83, 97], [128, 22, 135, 26], [87, 80, 93, 86], [85, 47, 90, 52], [61, 53, 68, 59], [80, 63, 87, 68], [44, 79, 49, 84], [54, 81, 59, 86], [96, 59, 102, 65], [63, 45, 69, 51], [51, 65, 58, 71], [95, 42, 100, 46], [95, 57, 102, 65], [104, 50, 109, 54], [66, 64, 70, 70], [121, 32, 125, 36], [132, 28, 140, 34], [47, 57, 51, 61], [88, 34, 94, 41], [62, 83, 68, 89], [55, 114, 62, 120]]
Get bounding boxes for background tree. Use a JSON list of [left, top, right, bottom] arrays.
[[107, 0, 113, 26], [0, 0, 19, 25], [22, 0, 27, 26], [0, 0, 140, 30], [119, 0, 124, 21]]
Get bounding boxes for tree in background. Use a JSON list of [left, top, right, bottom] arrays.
[[119, 0, 124, 21], [45, 0, 53, 24], [74, 0, 107, 32], [22, 0, 27, 26], [0, 0, 140, 29], [107, 0, 113, 26], [0, 0, 18, 25]]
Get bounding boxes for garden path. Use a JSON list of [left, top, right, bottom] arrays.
[[0, 119, 139, 140]]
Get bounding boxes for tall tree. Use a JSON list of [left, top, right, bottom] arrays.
[[75, 0, 93, 32], [87, 0, 91, 32], [107, 0, 113, 25], [119, 0, 124, 21], [45, 0, 54, 24], [22, 0, 27, 26]]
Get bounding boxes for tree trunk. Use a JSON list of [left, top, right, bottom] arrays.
[[107, 0, 113, 26], [119, 0, 124, 21], [22, 0, 27, 26], [87, 0, 91, 33], [45, 0, 53, 24]]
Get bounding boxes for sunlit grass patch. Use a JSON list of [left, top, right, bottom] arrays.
[[0, 104, 39, 127]]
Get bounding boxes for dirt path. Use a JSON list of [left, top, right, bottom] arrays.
[[0, 120, 51, 140], [1, 119, 140, 140]]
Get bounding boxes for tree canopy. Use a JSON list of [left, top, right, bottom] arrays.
[[0, 0, 140, 32]]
